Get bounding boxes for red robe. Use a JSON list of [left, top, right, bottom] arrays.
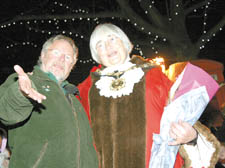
[[78, 56, 184, 168]]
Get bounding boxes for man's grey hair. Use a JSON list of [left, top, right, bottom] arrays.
[[38, 34, 78, 66], [89, 23, 133, 63]]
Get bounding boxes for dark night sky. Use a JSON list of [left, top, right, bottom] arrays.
[[0, 0, 224, 85]]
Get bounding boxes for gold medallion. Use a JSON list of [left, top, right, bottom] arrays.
[[110, 78, 126, 91]]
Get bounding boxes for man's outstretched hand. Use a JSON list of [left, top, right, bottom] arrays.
[[14, 65, 46, 103]]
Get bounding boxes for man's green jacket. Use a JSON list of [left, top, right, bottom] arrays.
[[0, 66, 98, 168]]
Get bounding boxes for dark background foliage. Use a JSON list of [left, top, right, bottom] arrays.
[[0, 0, 224, 85]]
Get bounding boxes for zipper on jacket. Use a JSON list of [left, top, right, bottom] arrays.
[[69, 94, 81, 168], [36, 77, 81, 167], [56, 83, 81, 168], [32, 142, 48, 168]]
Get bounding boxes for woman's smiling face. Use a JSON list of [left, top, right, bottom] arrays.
[[96, 34, 128, 67]]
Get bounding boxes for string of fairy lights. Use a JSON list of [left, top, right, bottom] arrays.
[[0, 0, 224, 64], [200, 0, 211, 50]]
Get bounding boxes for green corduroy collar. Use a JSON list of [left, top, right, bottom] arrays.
[[35, 65, 68, 94]]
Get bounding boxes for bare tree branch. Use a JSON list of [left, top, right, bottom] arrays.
[[184, 0, 212, 15], [196, 15, 225, 48]]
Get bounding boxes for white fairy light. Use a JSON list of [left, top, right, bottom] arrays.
[[4, 1, 221, 66]]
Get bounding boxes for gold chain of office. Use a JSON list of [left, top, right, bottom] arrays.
[[96, 62, 156, 91]]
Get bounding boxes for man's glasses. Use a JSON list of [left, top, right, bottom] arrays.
[[48, 49, 74, 64]]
